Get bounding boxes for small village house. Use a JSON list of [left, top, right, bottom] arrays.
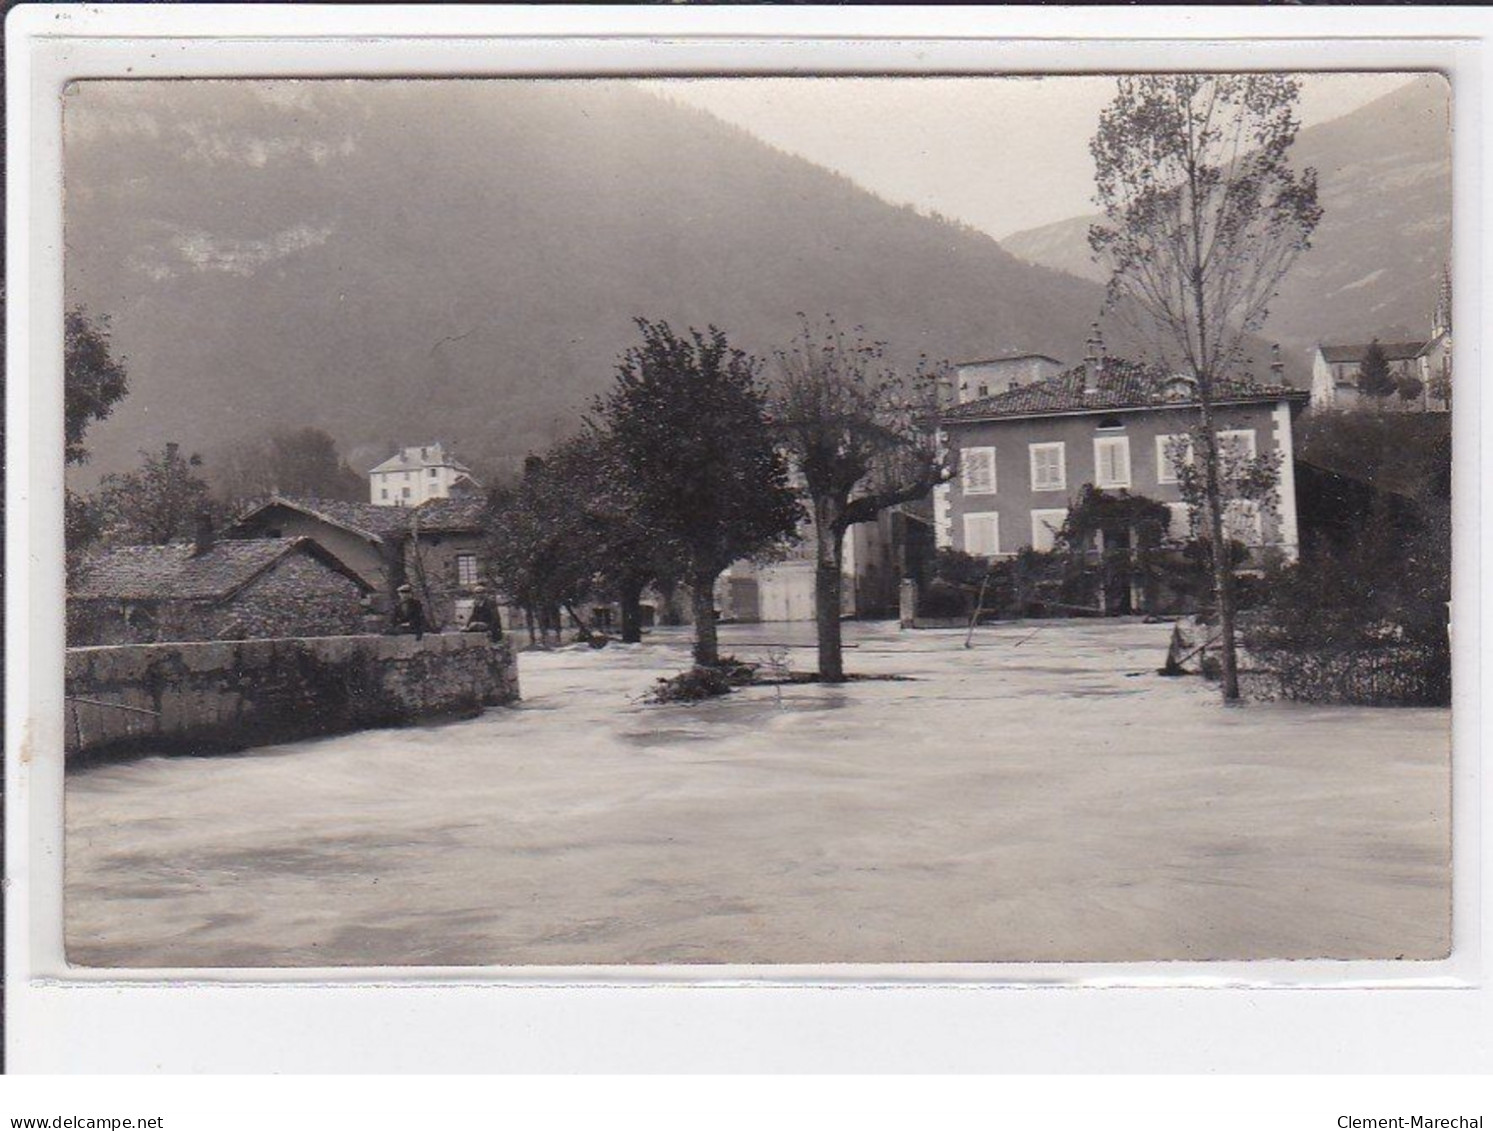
[[230, 476, 495, 631], [68, 524, 373, 646], [953, 353, 1066, 403], [717, 503, 931, 623], [367, 441, 481, 507], [936, 328, 1309, 597], [1309, 269, 1452, 413]]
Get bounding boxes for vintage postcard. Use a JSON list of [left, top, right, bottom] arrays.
[[57, 71, 1453, 969]]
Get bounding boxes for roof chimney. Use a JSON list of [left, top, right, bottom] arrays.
[[192, 510, 216, 558], [1270, 343, 1285, 383], [1083, 323, 1105, 393]]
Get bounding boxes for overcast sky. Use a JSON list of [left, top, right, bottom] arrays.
[[644, 73, 1416, 239]]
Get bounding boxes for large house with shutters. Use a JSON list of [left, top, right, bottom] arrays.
[[936, 331, 1309, 568], [368, 442, 481, 506]]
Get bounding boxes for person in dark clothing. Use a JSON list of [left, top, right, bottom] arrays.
[[465, 584, 504, 643], [392, 583, 426, 640]]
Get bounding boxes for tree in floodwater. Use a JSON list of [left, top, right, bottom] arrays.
[[595, 319, 801, 666], [771, 318, 950, 682], [1089, 74, 1321, 700]]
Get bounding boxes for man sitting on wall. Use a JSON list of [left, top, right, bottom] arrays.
[[464, 583, 503, 643], [391, 583, 427, 640]]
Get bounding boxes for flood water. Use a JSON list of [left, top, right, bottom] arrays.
[[66, 620, 1451, 967]]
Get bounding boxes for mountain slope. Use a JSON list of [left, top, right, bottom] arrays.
[[66, 80, 1123, 483], [1000, 76, 1452, 360]]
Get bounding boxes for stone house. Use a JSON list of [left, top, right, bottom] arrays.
[[367, 442, 481, 507], [68, 534, 373, 646], [936, 335, 1308, 577], [229, 493, 493, 631]]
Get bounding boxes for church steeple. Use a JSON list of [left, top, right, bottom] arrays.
[[1433, 263, 1452, 339]]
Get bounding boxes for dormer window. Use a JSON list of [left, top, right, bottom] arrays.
[[1160, 375, 1198, 401]]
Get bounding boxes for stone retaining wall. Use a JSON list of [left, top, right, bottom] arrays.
[[64, 632, 520, 763]]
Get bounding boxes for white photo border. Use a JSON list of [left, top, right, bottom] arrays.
[[6, 4, 1487, 1072]]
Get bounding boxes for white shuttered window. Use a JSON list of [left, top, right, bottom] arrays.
[[963, 512, 1001, 558], [961, 446, 997, 495], [1030, 509, 1068, 553], [1029, 442, 1066, 491], [1223, 500, 1264, 545], [1155, 434, 1193, 484], [1218, 429, 1258, 461], [1164, 502, 1193, 543], [1094, 436, 1131, 488]]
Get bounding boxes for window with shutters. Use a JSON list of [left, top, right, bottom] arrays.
[[962, 512, 1000, 558], [1155, 434, 1193, 484], [1030, 508, 1068, 553], [1222, 500, 1263, 545], [1093, 436, 1131, 488], [1217, 429, 1257, 461], [961, 446, 997, 495], [1164, 502, 1193, 543], [1029, 442, 1066, 492]]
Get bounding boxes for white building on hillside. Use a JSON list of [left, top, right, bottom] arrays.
[[368, 442, 480, 507]]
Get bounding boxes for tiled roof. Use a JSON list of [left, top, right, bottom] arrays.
[[940, 359, 1305, 423], [368, 442, 474, 475], [1318, 341, 1428, 364], [410, 494, 488, 532], [73, 538, 310, 601], [232, 496, 415, 540], [233, 493, 487, 539], [956, 353, 1064, 368]]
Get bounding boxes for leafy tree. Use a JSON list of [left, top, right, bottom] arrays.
[[1396, 372, 1426, 405], [65, 307, 130, 466], [1089, 74, 1321, 700], [595, 319, 802, 666], [93, 442, 216, 546], [214, 426, 365, 504], [771, 319, 950, 681], [486, 432, 683, 645], [1297, 409, 1450, 502], [483, 451, 599, 645], [1357, 340, 1397, 399]]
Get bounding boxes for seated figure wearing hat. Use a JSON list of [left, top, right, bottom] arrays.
[[391, 583, 427, 640], [464, 582, 504, 643]]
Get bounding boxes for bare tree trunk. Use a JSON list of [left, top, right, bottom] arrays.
[[524, 606, 537, 647], [1197, 410, 1242, 701], [814, 502, 848, 683], [619, 576, 645, 644], [691, 570, 721, 666]]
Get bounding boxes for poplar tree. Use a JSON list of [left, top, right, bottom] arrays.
[[1089, 75, 1322, 700]]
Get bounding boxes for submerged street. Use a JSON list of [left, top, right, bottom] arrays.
[[65, 620, 1451, 967]]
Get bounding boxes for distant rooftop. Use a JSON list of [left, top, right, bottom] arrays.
[[1317, 342, 1428, 364], [368, 442, 474, 476], [955, 353, 1064, 369], [942, 359, 1305, 423], [232, 494, 487, 541]]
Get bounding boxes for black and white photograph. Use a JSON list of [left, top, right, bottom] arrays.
[[55, 69, 1453, 970]]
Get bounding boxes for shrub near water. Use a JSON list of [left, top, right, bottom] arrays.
[[646, 657, 758, 704]]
